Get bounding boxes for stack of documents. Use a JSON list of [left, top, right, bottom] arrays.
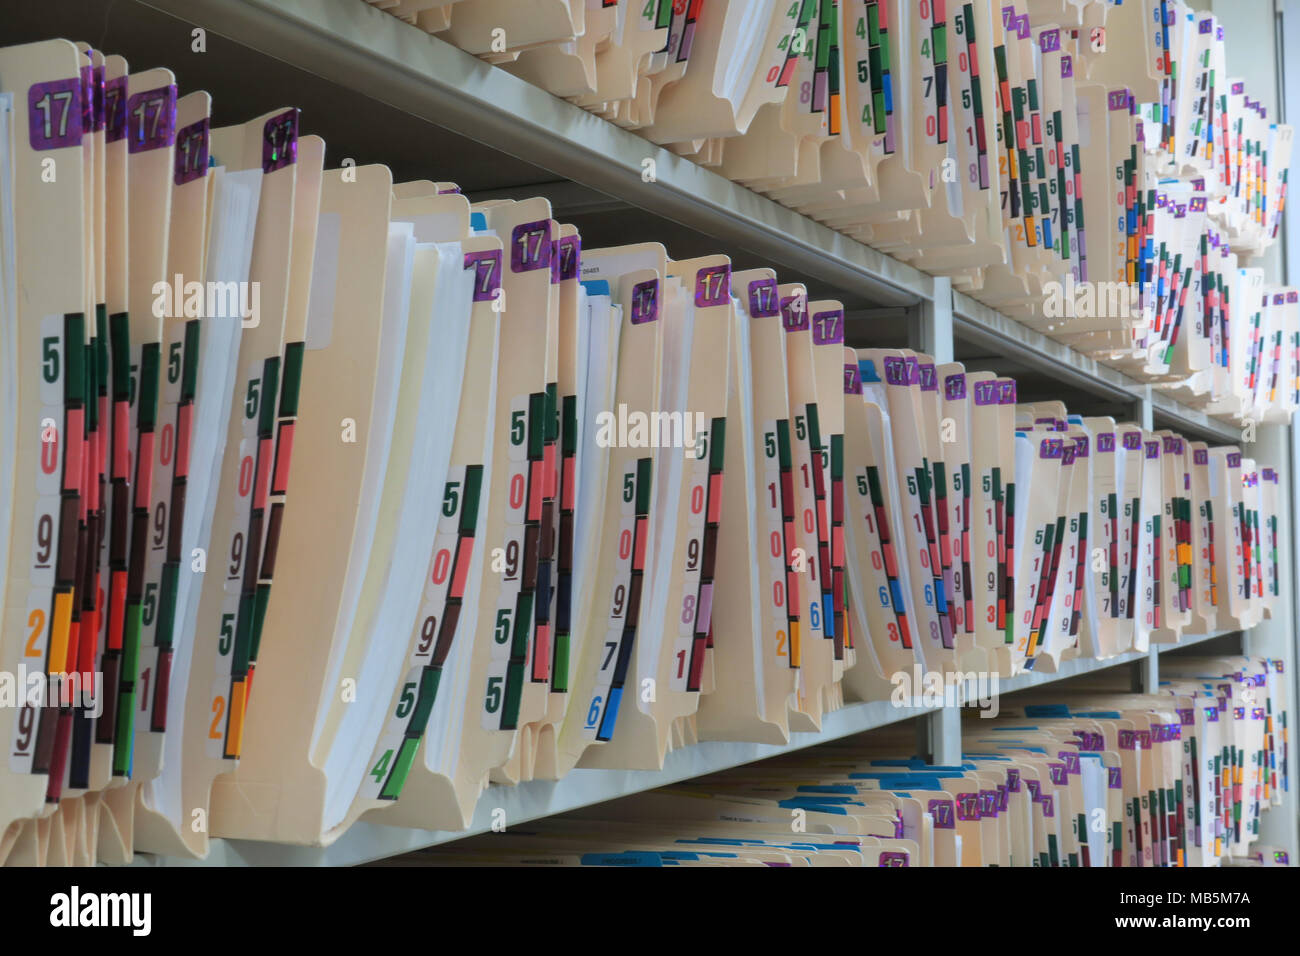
[[373, 0, 1293, 413], [383, 654, 1286, 866]]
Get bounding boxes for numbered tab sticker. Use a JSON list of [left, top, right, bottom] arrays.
[[126, 85, 177, 153], [464, 250, 503, 302], [262, 109, 298, 173], [844, 363, 862, 395], [781, 293, 809, 332], [944, 374, 966, 401], [174, 117, 210, 185], [694, 265, 730, 308], [748, 278, 779, 317], [812, 310, 843, 345], [29, 78, 83, 150], [928, 797, 955, 828], [556, 236, 582, 281], [104, 75, 127, 142], [630, 279, 659, 324], [511, 220, 552, 273]]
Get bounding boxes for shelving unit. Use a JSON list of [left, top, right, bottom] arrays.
[[14, 0, 1283, 865], [135, 629, 1237, 868]]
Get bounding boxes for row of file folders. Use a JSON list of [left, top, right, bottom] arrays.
[[389, 655, 1289, 867], [377, 0, 1293, 397], [0, 36, 1285, 865]]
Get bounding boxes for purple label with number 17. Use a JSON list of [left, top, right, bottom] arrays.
[[127, 85, 177, 153], [630, 280, 659, 324], [29, 78, 83, 151]]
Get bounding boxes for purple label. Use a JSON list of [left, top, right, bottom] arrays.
[[928, 798, 955, 828], [630, 280, 659, 325], [997, 786, 1009, 811], [894, 817, 905, 839], [997, 380, 1016, 404], [1026, 779, 1041, 801], [1189, 197, 1207, 213], [878, 851, 909, 867], [1227, 452, 1241, 468], [1206, 706, 1219, 722], [1097, 433, 1115, 453], [1137, 730, 1150, 750], [1162, 436, 1182, 453], [1118, 730, 1136, 750], [748, 278, 779, 317], [979, 790, 999, 818], [1007, 768, 1021, 792], [1194, 449, 1208, 465], [905, 355, 920, 385], [883, 356, 908, 386], [1288, 292, 1299, 303], [813, 310, 844, 345], [1108, 767, 1123, 789], [463, 250, 503, 301], [1059, 751, 1081, 774], [556, 236, 581, 281], [1040, 437, 1063, 459], [1232, 81, 1244, 95], [510, 219, 552, 273], [1275, 293, 1287, 305], [1075, 435, 1090, 458], [694, 264, 731, 308], [1252, 707, 1265, 720], [1039, 29, 1060, 53], [261, 108, 297, 173], [1016, 13, 1030, 39], [1041, 795, 1054, 818], [91, 65, 105, 132], [918, 363, 937, 392], [1108, 89, 1131, 111], [79, 65, 94, 137], [944, 374, 966, 401], [104, 75, 127, 143], [956, 792, 981, 822], [28, 78, 83, 150], [1234, 707, 1246, 720], [781, 294, 809, 331], [1198, 17, 1213, 34], [844, 364, 862, 395], [1061, 55, 1073, 79], [1048, 763, 1069, 785], [126, 84, 177, 153], [436, 185, 462, 195], [1144, 441, 1159, 459], [1275, 851, 1290, 865], [1122, 432, 1141, 451], [1178, 708, 1194, 725], [1263, 468, 1276, 481], [173, 117, 209, 186], [973, 381, 999, 405]]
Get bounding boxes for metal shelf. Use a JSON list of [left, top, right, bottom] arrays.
[[132, 630, 1236, 867]]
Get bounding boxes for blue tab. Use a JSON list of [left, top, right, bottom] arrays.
[[581, 851, 662, 866], [581, 279, 611, 297], [797, 784, 858, 794], [1024, 704, 1072, 718], [596, 686, 623, 741], [859, 358, 880, 383], [470, 211, 488, 233]]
